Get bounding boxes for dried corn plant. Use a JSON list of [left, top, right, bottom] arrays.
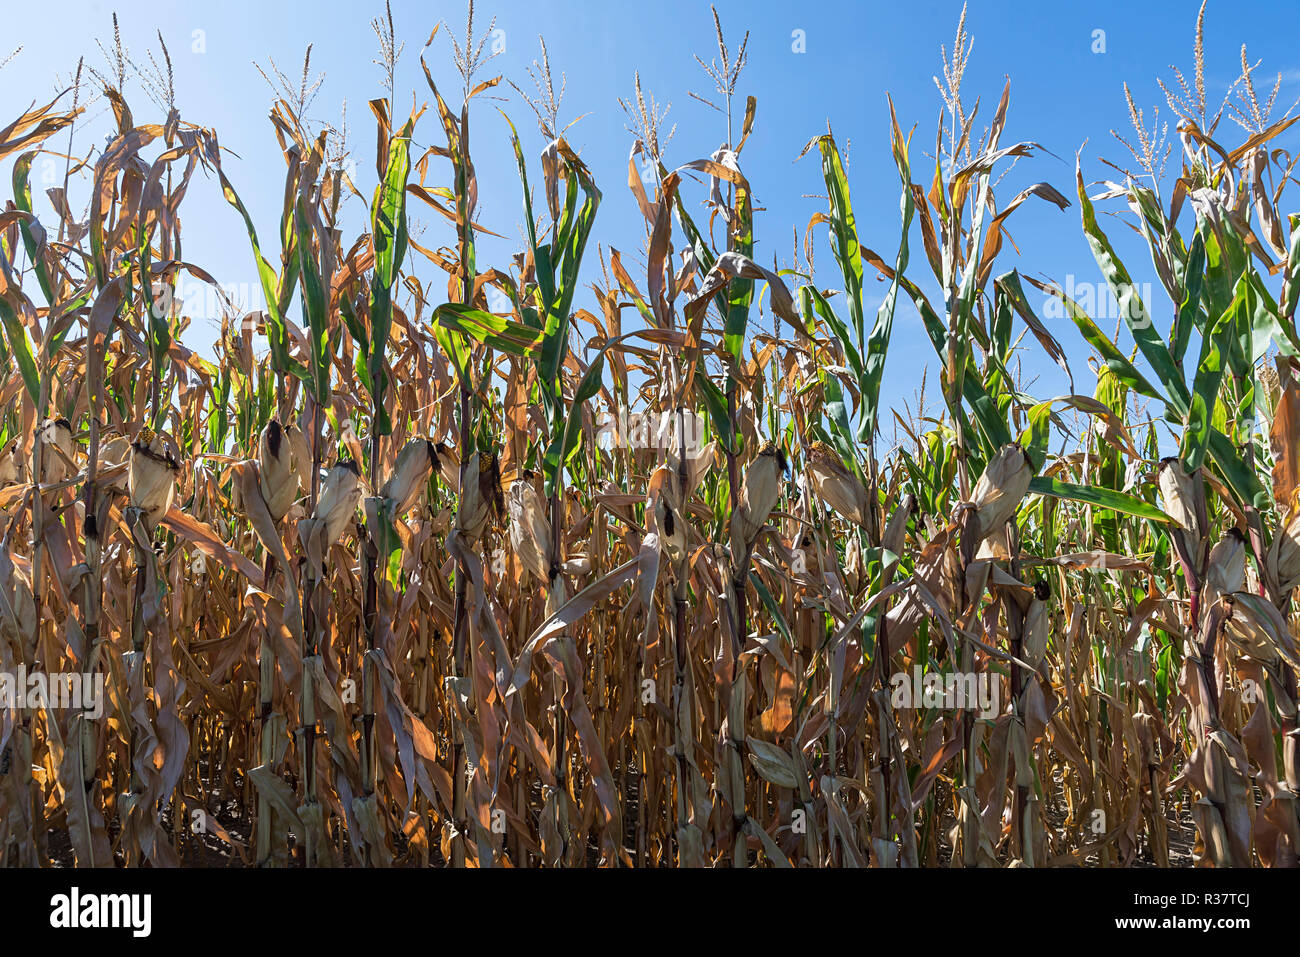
[[2, 2, 1300, 870]]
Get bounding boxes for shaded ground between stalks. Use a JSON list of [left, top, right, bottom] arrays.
[[39, 766, 1201, 867]]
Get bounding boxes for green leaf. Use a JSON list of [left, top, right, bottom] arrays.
[[543, 350, 606, 495], [818, 135, 865, 355], [1170, 228, 1205, 363], [12, 152, 54, 306], [1076, 163, 1189, 418], [216, 161, 294, 376], [0, 295, 39, 404], [1247, 270, 1300, 359], [1179, 281, 1235, 471], [434, 321, 471, 386], [1018, 401, 1053, 472], [1031, 275, 1164, 403], [750, 570, 794, 646], [434, 302, 543, 357], [804, 283, 862, 380], [1029, 476, 1173, 523], [365, 119, 415, 433], [695, 375, 735, 455], [1282, 213, 1300, 323], [724, 183, 754, 362], [543, 155, 600, 390], [294, 199, 330, 401], [1206, 428, 1269, 509], [371, 120, 414, 292], [857, 116, 913, 444]]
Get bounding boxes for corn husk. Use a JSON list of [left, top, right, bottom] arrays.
[[100, 435, 131, 470], [561, 554, 591, 577], [970, 444, 1032, 542], [313, 460, 362, 547], [258, 419, 299, 521], [1022, 597, 1049, 669], [429, 507, 452, 535], [0, 437, 22, 485], [382, 438, 439, 515], [843, 534, 862, 593], [39, 417, 75, 484], [668, 440, 717, 499], [1269, 507, 1300, 594], [285, 421, 313, 494], [508, 475, 553, 581], [730, 442, 786, 557], [1225, 591, 1300, 671], [882, 495, 913, 557], [434, 442, 460, 491], [655, 490, 687, 565], [455, 452, 502, 544], [0, 559, 35, 649], [128, 427, 179, 532], [1203, 528, 1246, 607], [790, 533, 820, 580], [1157, 457, 1204, 561], [805, 441, 870, 528]]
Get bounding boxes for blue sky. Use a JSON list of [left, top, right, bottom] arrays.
[[3, 0, 1299, 437]]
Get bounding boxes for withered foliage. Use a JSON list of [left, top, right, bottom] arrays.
[[1, 3, 1299, 869]]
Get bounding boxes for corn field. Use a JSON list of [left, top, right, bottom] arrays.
[[1, 0, 1299, 870]]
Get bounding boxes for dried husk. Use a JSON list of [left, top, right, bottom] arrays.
[[382, 438, 439, 515], [1158, 456, 1205, 561], [730, 442, 786, 557], [508, 474, 553, 582], [286, 420, 313, 494], [1203, 528, 1246, 607], [258, 419, 299, 521], [882, 495, 913, 557], [970, 444, 1032, 542], [654, 489, 687, 566], [1269, 507, 1300, 594], [843, 534, 863, 593], [455, 451, 502, 544], [39, 417, 75, 484], [313, 460, 362, 548], [1022, 597, 1049, 669], [0, 436, 22, 485], [128, 428, 179, 532], [805, 441, 870, 528]]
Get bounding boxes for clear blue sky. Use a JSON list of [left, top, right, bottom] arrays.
[[3, 0, 1298, 434]]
